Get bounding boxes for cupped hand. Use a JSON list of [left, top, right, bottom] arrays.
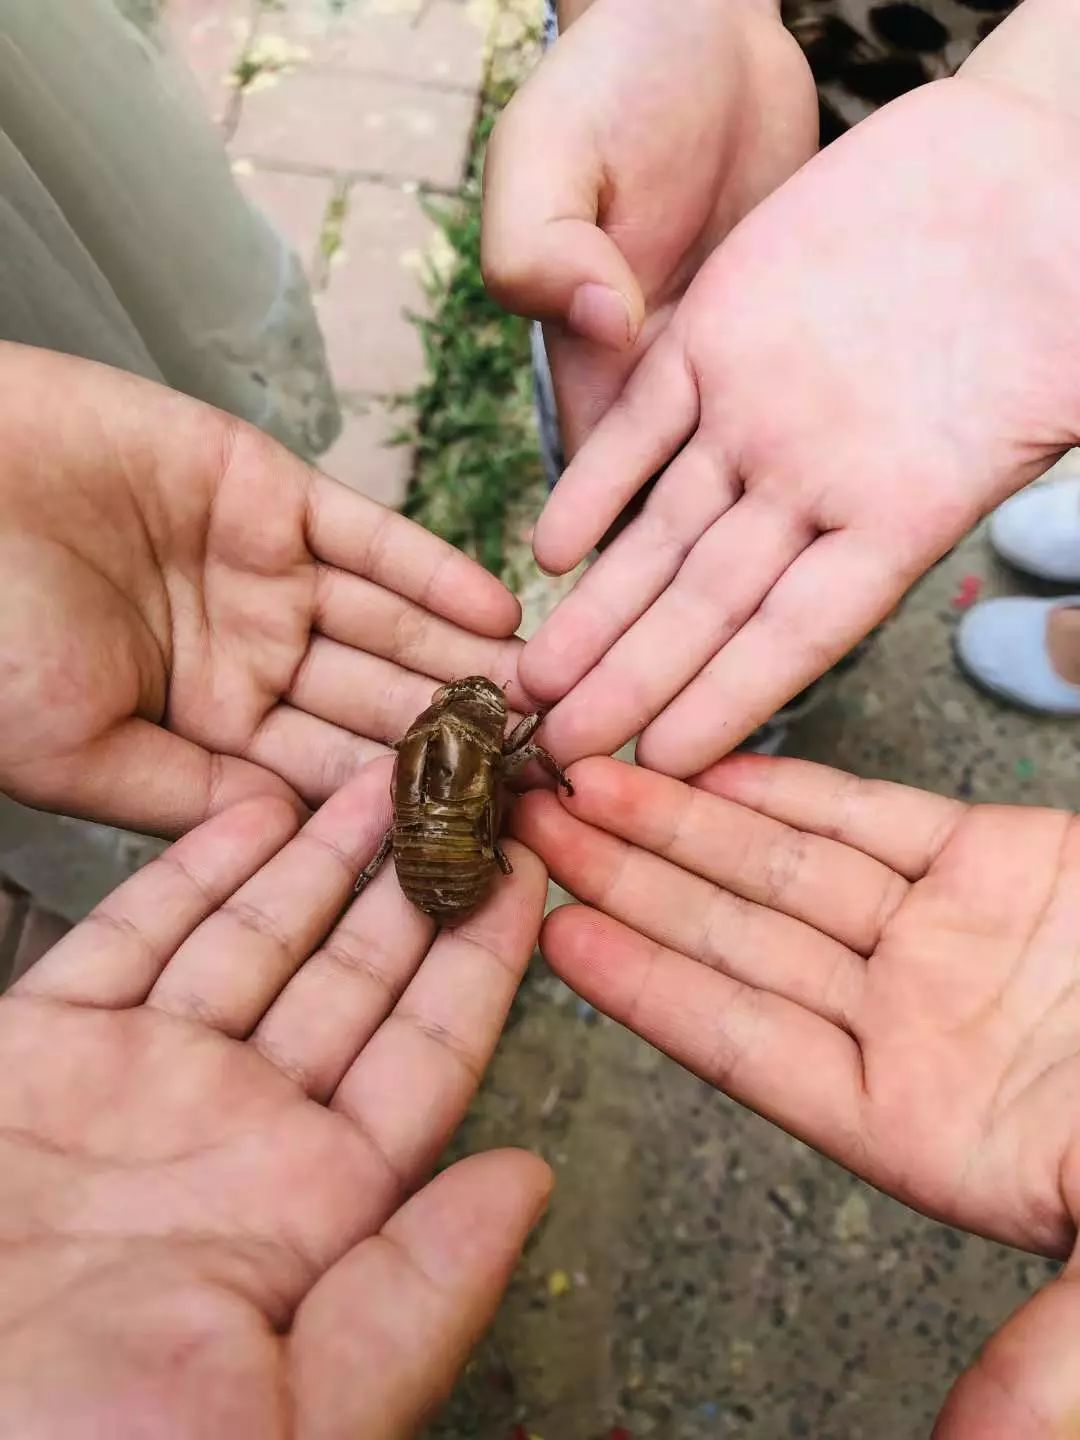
[[0, 759, 549, 1438], [482, 0, 816, 457], [0, 343, 526, 835], [522, 74, 1080, 774], [516, 755, 1080, 1436]]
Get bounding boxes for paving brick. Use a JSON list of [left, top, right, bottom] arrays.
[[316, 180, 436, 394], [166, 0, 254, 127], [231, 69, 473, 188], [257, 0, 487, 92], [234, 165, 335, 279], [319, 399, 413, 508]]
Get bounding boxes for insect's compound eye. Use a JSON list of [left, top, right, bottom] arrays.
[[431, 685, 449, 705]]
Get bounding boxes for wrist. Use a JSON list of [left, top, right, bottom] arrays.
[[960, 0, 1080, 122]]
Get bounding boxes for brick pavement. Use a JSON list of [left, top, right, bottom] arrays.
[[168, 0, 489, 508]]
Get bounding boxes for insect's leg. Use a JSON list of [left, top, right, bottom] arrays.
[[494, 845, 514, 876], [502, 712, 542, 753], [354, 829, 393, 894], [503, 745, 574, 796]]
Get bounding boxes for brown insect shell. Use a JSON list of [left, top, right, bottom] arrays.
[[390, 678, 510, 921]]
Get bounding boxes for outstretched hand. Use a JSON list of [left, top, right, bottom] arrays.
[[522, 74, 1080, 774], [517, 755, 1080, 1435], [482, 0, 816, 458], [0, 759, 549, 1437], [0, 344, 527, 836]]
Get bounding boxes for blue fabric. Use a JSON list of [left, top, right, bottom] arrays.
[[543, 0, 558, 47], [531, 322, 564, 491], [533, 1, 562, 491]]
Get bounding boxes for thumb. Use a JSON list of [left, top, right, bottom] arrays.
[[291, 1149, 553, 1440], [933, 1267, 1080, 1438], [482, 89, 644, 350]]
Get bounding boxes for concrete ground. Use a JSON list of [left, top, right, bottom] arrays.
[[3, 3, 1080, 1437], [171, 0, 490, 511]]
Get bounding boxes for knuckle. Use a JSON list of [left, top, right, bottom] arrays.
[[83, 906, 146, 949], [251, 1034, 314, 1090], [704, 983, 762, 1090], [154, 851, 218, 909], [293, 828, 356, 879], [319, 933, 399, 998], [359, 502, 397, 581], [400, 1010, 482, 1081], [317, 737, 377, 796], [754, 827, 808, 909], [219, 899, 292, 959], [480, 243, 532, 308], [387, 601, 431, 669], [759, 587, 838, 676]]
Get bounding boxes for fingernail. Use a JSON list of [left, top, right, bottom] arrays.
[[567, 283, 635, 350]]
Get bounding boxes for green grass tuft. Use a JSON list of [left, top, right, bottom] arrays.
[[397, 35, 545, 585]]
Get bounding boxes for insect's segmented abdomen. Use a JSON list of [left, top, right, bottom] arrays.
[[393, 795, 496, 920]]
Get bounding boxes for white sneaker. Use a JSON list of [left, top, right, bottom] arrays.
[[990, 477, 1080, 583], [956, 596, 1080, 714]]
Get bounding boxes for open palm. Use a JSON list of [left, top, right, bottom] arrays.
[[0, 761, 549, 1438], [523, 73, 1080, 772], [518, 755, 1080, 1436], [0, 344, 526, 836]]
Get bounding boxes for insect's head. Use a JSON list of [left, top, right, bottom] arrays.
[[431, 676, 505, 714]]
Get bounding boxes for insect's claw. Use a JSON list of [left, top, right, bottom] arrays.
[[355, 829, 393, 893]]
